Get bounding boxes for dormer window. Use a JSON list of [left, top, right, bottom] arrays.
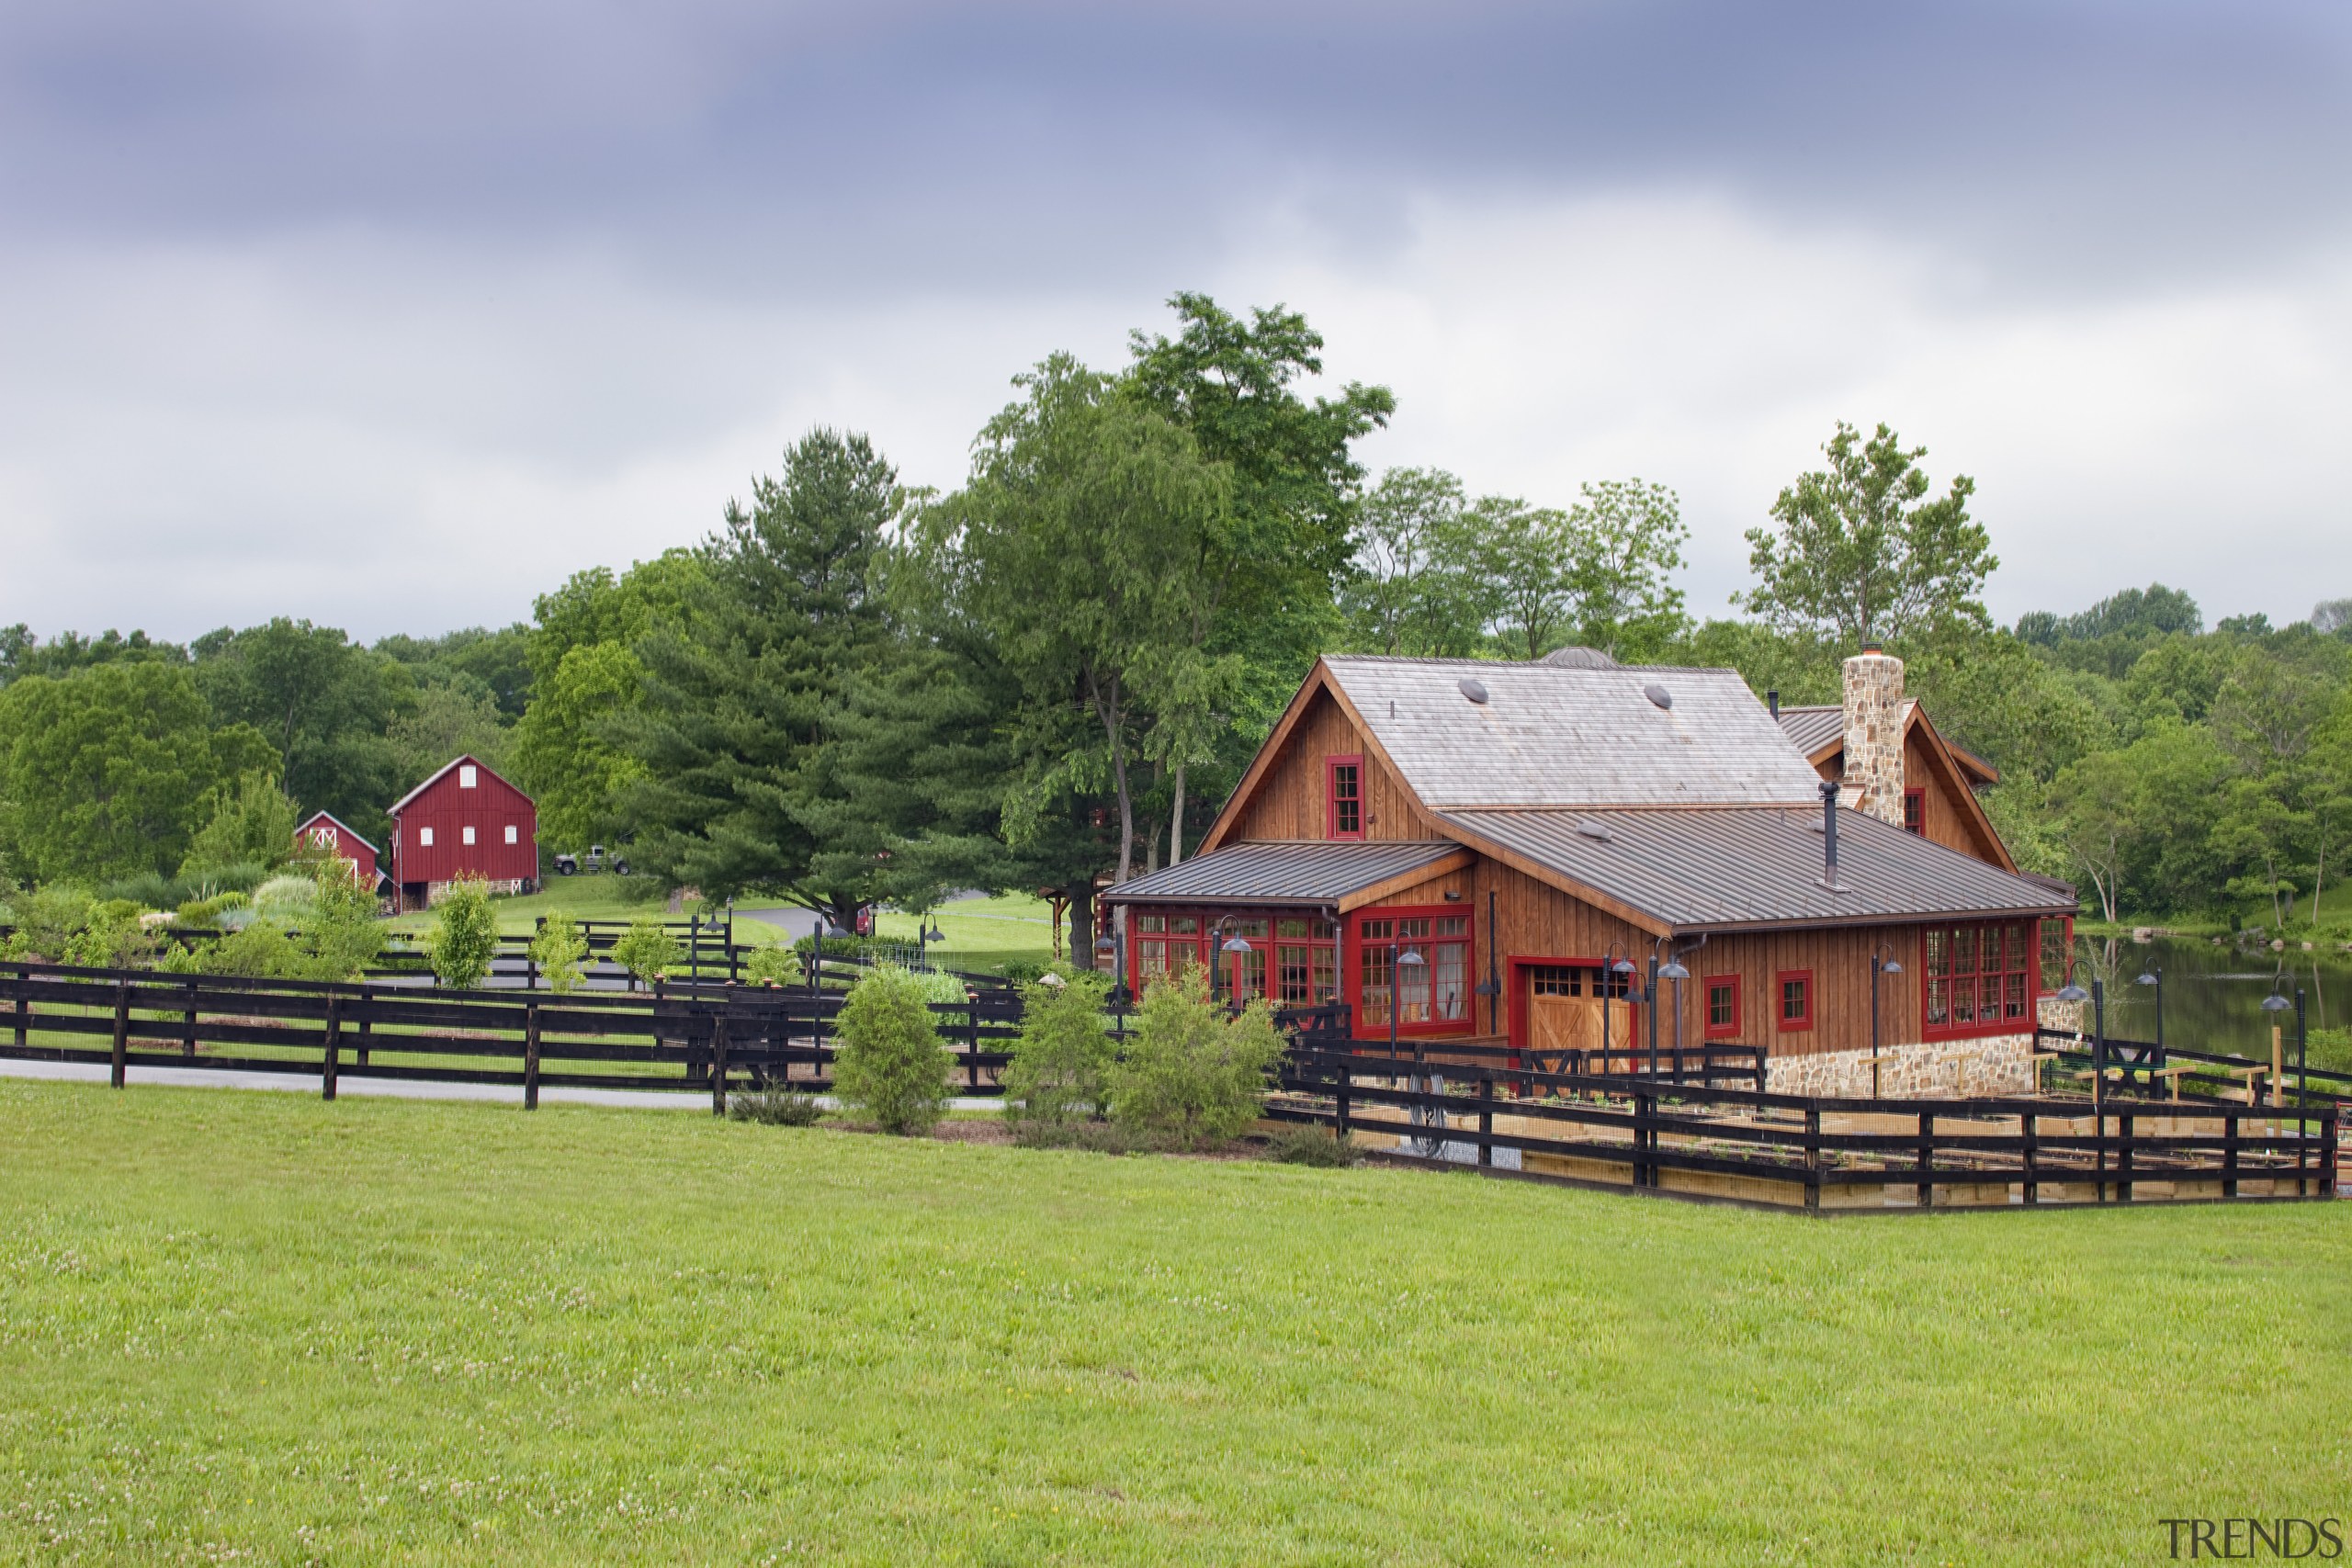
[[458, 763, 478, 789], [1326, 757, 1363, 840]]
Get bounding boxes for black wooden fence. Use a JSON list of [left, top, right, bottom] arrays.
[[0, 960, 1026, 1108], [1272, 1047, 2338, 1210]]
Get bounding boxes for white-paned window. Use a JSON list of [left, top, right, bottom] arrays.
[[462, 825, 477, 846], [419, 826, 435, 847], [503, 824, 517, 844], [458, 764, 478, 788]]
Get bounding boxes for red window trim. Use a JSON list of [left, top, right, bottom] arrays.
[[2034, 914, 2075, 998], [1325, 755, 1363, 840], [1702, 973, 1742, 1040], [1919, 920, 2040, 1041], [1775, 969, 1814, 1033], [1348, 904, 1475, 1040], [1903, 786, 1926, 836]]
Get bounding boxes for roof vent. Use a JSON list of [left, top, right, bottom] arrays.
[[1538, 646, 1620, 670], [1575, 818, 1613, 841], [1458, 677, 1488, 705], [1644, 682, 1673, 710]]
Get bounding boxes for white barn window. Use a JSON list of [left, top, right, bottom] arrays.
[[418, 826, 435, 847], [458, 764, 478, 788], [462, 826, 476, 846], [503, 824, 517, 844]]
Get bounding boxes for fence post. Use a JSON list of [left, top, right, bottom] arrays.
[[524, 1001, 542, 1111], [2021, 1111, 2039, 1206], [2222, 1107, 2240, 1200], [183, 977, 198, 1058], [322, 993, 342, 1101], [356, 984, 372, 1068], [967, 996, 980, 1091], [12, 967, 26, 1050], [1334, 1059, 1351, 1140], [1634, 1090, 1653, 1188], [1804, 1105, 1822, 1213], [110, 978, 130, 1089], [1916, 1111, 1933, 1209], [2117, 1111, 2134, 1203], [1478, 1073, 1494, 1168], [710, 1014, 729, 1118]]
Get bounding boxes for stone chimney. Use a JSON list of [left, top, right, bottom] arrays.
[[1841, 641, 1905, 826]]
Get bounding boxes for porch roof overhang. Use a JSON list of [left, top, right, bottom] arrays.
[[1100, 840, 1472, 911]]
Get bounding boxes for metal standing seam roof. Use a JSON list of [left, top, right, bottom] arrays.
[[1439, 805, 2075, 931], [1099, 840, 1464, 906], [1321, 655, 1826, 810]]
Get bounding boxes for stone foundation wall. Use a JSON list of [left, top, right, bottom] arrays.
[[1765, 1033, 2036, 1099]]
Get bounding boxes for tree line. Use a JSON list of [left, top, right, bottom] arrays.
[[1, 295, 2346, 941]]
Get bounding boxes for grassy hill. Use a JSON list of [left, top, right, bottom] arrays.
[[0, 1081, 2342, 1563]]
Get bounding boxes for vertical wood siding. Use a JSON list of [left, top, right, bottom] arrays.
[[1225, 689, 1446, 843]]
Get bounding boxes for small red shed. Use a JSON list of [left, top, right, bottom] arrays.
[[385, 755, 539, 910], [294, 810, 383, 889]]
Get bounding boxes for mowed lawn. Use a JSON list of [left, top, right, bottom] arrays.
[[0, 1085, 2344, 1565]]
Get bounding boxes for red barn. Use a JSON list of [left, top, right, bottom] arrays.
[[385, 755, 539, 910], [294, 811, 384, 889]]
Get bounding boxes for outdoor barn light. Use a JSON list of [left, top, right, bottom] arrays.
[[2054, 982, 2089, 1004], [2136, 967, 2164, 1051], [1869, 944, 1905, 1097]]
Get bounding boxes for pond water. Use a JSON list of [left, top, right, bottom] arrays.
[[2065, 933, 2352, 1064]]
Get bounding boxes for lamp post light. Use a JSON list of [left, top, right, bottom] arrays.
[[1213, 918, 1254, 1016], [2136, 966, 2164, 1055], [2053, 979, 2090, 1099], [1871, 944, 1905, 1098], [1472, 890, 1502, 1035], [917, 914, 945, 974], [1657, 954, 1690, 1080], [1600, 942, 1637, 1077], [2262, 987, 2292, 1111]]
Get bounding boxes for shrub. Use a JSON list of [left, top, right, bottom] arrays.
[[1002, 967, 1114, 1130], [999, 958, 1048, 985], [200, 921, 304, 978], [831, 966, 955, 1135], [3, 886, 94, 961], [252, 874, 318, 923], [425, 876, 500, 989], [728, 1086, 825, 1126], [1266, 1123, 1361, 1168], [62, 899, 160, 968], [610, 918, 680, 992], [529, 910, 591, 994], [902, 967, 972, 1005], [1011, 1119, 1136, 1155], [1108, 970, 1283, 1151], [178, 771, 300, 880], [303, 858, 382, 981], [743, 943, 802, 988]]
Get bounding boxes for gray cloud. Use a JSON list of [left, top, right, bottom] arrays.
[[1, 1, 2347, 641]]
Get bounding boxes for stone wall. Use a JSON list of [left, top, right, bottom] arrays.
[[1765, 1032, 2036, 1099], [1841, 646, 1906, 826]]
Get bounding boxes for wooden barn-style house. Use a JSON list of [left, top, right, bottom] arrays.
[[1102, 645, 2075, 1097], [293, 810, 385, 889], [384, 755, 539, 910]]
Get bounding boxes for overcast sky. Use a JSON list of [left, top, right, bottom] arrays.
[[3, 0, 2348, 644]]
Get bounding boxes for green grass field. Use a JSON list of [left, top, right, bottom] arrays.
[[0, 1081, 2343, 1564], [873, 894, 1061, 975], [383, 874, 801, 943]]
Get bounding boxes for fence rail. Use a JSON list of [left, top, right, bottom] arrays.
[[1273, 1047, 2337, 1210], [5, 960, 2338, 1213], [0, 961, 1027, 1106]]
